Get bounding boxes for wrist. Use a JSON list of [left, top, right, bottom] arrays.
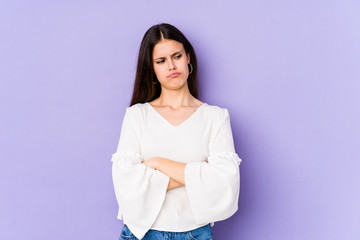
[[154, 157, 162, 170]]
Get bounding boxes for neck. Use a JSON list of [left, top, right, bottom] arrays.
[[156, 84, 196, 108]]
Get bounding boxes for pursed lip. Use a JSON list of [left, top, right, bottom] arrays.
[[167, 72, 181, 78]]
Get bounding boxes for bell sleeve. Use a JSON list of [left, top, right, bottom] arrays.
[[111, 106, 170, 240], [184, 108, 242, 225]]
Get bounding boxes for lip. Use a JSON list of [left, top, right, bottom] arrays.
[[167, 72, 181, 78]]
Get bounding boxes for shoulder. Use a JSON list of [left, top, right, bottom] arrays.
[[120, 103, 148, 130], [125, 102, 147, 115], [125, 103, 149, 122], [120, 103, 148, 124], [203, 103, 230, 121]]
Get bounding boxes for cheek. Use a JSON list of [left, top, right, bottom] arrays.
[[153, 65, 160, 75], [153, 66, 165, 80], [154, 64, 167, 74], [180, 59, 189, 68]]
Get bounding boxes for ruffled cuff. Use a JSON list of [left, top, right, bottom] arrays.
[[207, 151, 242, 166], [111, 151, 144, 169]]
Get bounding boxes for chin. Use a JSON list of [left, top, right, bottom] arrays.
[[164, 80, 188, 90]]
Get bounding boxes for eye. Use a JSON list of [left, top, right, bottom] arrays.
[[175, 54, 182, 59], [156, 60, 165, 64]]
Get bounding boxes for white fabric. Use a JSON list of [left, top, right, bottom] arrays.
[[111, 102, 242, 239]]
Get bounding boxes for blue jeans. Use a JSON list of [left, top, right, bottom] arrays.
[[119, 223, 214, 240]]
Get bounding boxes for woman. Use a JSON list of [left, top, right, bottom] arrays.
[[111, 23, 242, 240]]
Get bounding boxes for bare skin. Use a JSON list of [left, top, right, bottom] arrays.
[[141, 37, 204, 191]]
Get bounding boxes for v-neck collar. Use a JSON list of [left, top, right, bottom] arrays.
[[145, 102, 207, 128]]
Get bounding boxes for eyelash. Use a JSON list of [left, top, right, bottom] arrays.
[[156, 54, 182, 64]]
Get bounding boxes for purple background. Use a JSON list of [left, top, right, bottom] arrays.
[[1, 1, 359, 239]]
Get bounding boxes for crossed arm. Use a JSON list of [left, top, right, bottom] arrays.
[[141, 157, 186, 191]]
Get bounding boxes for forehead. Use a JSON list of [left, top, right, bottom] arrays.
[[152, 39, 184, 58]]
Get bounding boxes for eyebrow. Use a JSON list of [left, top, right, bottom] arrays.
[[154, 51, 183, 60]]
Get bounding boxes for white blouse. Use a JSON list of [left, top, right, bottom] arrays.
[[111, 102, 242, 239]]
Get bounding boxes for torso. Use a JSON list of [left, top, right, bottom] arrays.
[[137, 100, 221, 231]]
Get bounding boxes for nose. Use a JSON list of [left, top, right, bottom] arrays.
[[168, 59, 176, 70]]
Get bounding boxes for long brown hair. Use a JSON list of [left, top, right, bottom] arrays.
[[129, 23, 199, 107]]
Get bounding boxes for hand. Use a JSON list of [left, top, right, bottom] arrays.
[[141, 157, 160, 170]]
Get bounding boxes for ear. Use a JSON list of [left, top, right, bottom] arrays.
[[187, 53, 190, 64]]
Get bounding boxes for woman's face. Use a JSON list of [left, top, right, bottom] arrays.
[[152, 39, 190, 90]]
